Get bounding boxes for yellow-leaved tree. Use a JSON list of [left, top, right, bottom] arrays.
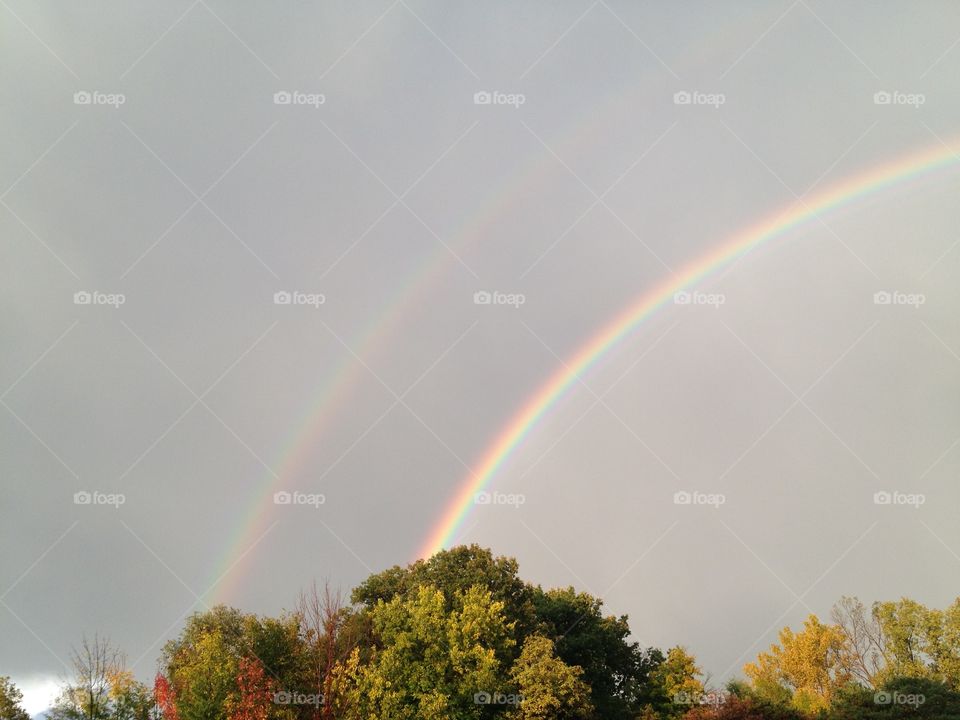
[[650, 646, 705, 712], [744, 614, 850, 713]]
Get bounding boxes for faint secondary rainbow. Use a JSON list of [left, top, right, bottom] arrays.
[[419, 136, 960, 559], [204, 8, 811, 595], [206, 133, 565, 602]]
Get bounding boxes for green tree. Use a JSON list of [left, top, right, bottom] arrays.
[[336, 584, 515, 719], [824, 676, 960, 719], [725, 676, 802, 710], [166, 629, 239, 720], [0, 678, 31, 720], [532, 586, 663, 718], [651, 647, 706, 716], [928, 599, 960, 687], [832, 595, 960, 690], [351, 547, 666, 717], [105, 670, 152, 720], [508, 635, 592, 720], [161, 606, 309, 720], [872, 598, 935, 683], [164, 607, 305, 686], [352, 545, 537, 656]]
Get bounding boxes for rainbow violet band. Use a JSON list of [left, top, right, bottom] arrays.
[[418, 137, 960, 559]]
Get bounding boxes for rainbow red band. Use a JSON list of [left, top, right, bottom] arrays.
[[418, 137, 960, 559]]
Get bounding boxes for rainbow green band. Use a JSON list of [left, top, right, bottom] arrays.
[[418, 137, 960, 559], [205, 12, 788, 596], [207, 126, 557, 602]]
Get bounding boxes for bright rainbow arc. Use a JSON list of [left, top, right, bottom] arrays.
[[206, 11, 798, 596], [418, 137, 960, 559], [207, 126, 563, 602]]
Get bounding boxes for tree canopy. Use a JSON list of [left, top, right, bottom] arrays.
[[29, 546, 960, 720], [0, 678, 31, 720]]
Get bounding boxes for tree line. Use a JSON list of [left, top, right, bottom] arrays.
[[2, 545, 959, 719]]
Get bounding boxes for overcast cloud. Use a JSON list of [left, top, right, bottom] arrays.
[[3, 1, 960, 711]]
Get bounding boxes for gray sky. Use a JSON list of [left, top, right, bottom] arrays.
[[3, 0, 960, 712]]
